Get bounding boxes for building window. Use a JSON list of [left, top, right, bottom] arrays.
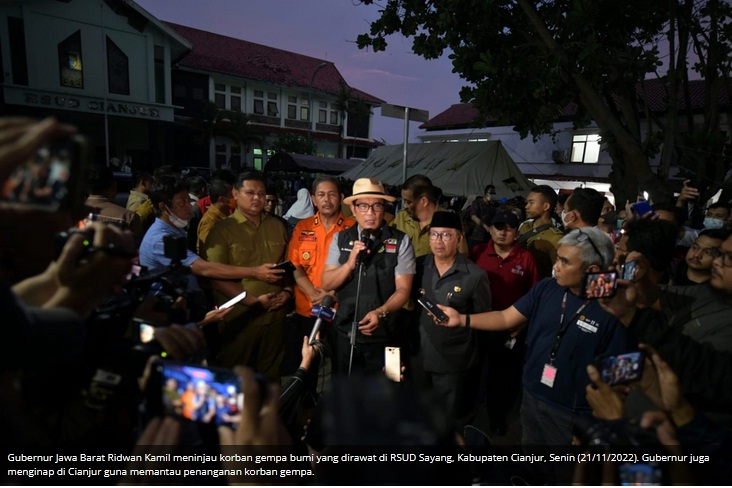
[[58, 31, 83, 89], [330, 107, 339, 125], [231, 86, 241, 112], [215, 144, 227, 166], [8, 17, 28, 86], [300, 98, 309, 121], [254, 90, 265, 115], [318, 101, 328, 124], [571, 134, 601, 163], [214, 83, 226, 109], [253, 148, 263, 171], [287, 95, 309, 120], [287, 96, 297, 119], [267, 92, 278, 116], [106, 36, 129, 95], [154, 45, 165, 103]]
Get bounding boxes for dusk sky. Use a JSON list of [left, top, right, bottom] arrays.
[[135, 0, 467, 145]]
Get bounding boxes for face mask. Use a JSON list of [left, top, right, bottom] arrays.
[[166, 206, 189, 229], [601, 210, 617, 224], [704, 217, 724, 230], [561, 210, 572, 226]]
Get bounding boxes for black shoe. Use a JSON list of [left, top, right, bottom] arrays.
[[490, 420, 507, 436]]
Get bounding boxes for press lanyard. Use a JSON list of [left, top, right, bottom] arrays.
[[549, 290, 588, 365]]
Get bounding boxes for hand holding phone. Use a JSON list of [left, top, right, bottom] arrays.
[[417, 295, 449, 322], [596, 350, 645, 386], [273, 260, 296, 273], [621, 261, 638, 281], [582, 271, 618, 299], [385, 347, 401, 382]]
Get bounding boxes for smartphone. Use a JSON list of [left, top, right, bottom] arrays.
[[220, 290, 247, 309], [417, 295, 449, 322], [385, 347, 401, 382], [0, 134, 91, 211], [581, 271, 618, 299], [631, 200, 655, 218], [596, 350, 645, 386], [137, 321, 156, 344], [618, 461, 662, 485], [273, 260, 296, 273], [621, 260, 638, 281], [150, 360, 244, 428]]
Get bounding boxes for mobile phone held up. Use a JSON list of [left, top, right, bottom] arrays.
[[581, 271, 618, 299], [273, 260, 296, 273], [1, 134, 91, 211], [385, 347, 401, 382], [148, 360, 244, 429], [631, 200, 655, 218], [596, 350, 645, 386], [417, 295, 449, 322], [621, 260, 638, 281]]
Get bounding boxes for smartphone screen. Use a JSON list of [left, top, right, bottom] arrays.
[[631, 201, 654, 218], [273, 261, 296, 273], [138, 322, 155, 344], [385, 347, 401, 382], [597, 350, 645, 386], [155, 361, 243, 428], [1, 135, 90, 211], [582, 271, 618, 299], [220, 290, 247, 309], [621, 261, 638, 281], [618, 461, 662, 485], [417, 295, 449, 322]]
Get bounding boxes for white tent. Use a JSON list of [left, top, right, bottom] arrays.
[[340, 141, 534, 198]]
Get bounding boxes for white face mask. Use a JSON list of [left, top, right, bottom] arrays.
[[166, 205, 189, 229], [561, 210, 571, 226], [704, 217, 724, 230]]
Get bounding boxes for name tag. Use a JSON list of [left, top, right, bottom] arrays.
[[577, 319, 597, 333], [540, 364, 557, 388]]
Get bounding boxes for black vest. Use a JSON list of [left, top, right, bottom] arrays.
[[334, 224, 405, 343]]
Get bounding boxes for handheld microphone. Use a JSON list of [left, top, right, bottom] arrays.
[[356, 229, 371, 266], [309, 295, 335, 345]]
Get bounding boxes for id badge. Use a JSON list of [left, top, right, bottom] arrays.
[[541, 363, 557, 388]]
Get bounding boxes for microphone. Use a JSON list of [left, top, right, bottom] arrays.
[[308, 295, 335, 345], [356, 229, 371, 266]]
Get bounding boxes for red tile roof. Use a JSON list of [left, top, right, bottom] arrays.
[[422, 79, 731, 130], [166, 22, 383, 105]]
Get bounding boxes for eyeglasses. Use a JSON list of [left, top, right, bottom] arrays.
[[577, 229, 604, 267], [429, 231, 457, 241], [712, 248, 732, 267], [354, 202, 385, 213]]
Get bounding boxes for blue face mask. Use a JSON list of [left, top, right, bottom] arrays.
[[704, 217, 724, 230]]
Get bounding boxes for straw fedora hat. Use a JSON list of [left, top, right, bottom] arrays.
[[343, 178, 396, 205]]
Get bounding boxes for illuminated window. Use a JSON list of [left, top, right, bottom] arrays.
[[571, 134, 601, 163], [58, 31, 83, 89]]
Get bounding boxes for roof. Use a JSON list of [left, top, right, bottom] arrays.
[[422, 79, 731, 130], [166, 22, 383, 105], [265, 153, 363, 174], [339, 141, 534, 197]]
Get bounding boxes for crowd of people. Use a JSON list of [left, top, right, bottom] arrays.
[[2, 116, 732, 485]]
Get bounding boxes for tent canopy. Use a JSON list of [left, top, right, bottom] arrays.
[[339, 141, 534, 198], [265, 152, 361, 174]]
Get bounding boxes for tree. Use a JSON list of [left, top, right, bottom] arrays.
[[269, 133, 317, 155], [193, 101, 263, 170], [357, 0, 732, 205], [335, 81, 374, 158]]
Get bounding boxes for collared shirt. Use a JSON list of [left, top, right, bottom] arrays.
[[125, 190, 148, 211], [472, 241, 539, 311], [204, 209, 288, 299], [139, 218, 200, 273], [197, 204, 228, 256], [288, 212, 355, 316]]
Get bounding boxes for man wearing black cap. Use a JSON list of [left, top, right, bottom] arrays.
[[322, 178, 416, 375], [414, 211, 491, 423]]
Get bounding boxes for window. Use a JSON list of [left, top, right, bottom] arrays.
[[300, 98, 309, 121], [253, 148, 263, 171], [330, 107, 339, 125], [106, 37, 129, 95], [287, 96, 297, 119], [8, 17, 28, 86], [571, 134, 601, 163], [318, 101, 328, 124], [231, 85, 241, 112], [154, 45, 165, 103], [58, 31, 83, 89], [254, 90, 264, 115], [267, 92, 278, 116], [215, 144, 227, 166], [214, 83, 226, 109], [287, 95, 309, 120]]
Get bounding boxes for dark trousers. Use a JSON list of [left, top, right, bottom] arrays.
[[334, 331, 389, 376], [483, 331, 525, 424]]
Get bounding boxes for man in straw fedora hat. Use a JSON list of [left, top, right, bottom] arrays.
[[322, 178, 416, 375]]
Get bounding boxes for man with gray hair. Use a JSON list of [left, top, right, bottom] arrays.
[[438, 226, 635, 484]]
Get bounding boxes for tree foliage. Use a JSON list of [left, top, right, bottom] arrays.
[[269, 133, 317, 155], [194, 102, 263, 169], [358, 0, 732, 205]]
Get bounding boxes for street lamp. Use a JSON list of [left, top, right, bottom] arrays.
[[308, 62, 328, 143]]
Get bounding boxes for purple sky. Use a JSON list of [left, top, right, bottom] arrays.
[[135, 0, 466, 144]]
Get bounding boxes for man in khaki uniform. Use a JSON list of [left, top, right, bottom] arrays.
[[204, 172, 291, 382], [519, 185, 563, 279]]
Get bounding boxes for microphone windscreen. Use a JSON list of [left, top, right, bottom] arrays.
[[321, 294, 334, 308]]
